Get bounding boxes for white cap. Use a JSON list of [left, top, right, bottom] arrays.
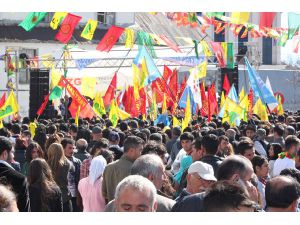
[[188, 161, 217, 181]]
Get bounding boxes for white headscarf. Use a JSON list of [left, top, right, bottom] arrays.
[[88, 155, 107, 185]]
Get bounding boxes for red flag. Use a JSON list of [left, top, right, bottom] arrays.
[[36, 93, 50, 116], [209, 83, 218, 117], [178, 75, 187, 100], [200, 82, 208, 116], [55, 13, 82, 44], [59, 76, 95, 119], [0, 92, 6, 108], [223, 74, 230, 95], [210, 42, 226, 68], [139, 88, 147, 117], [168, 69, 178, 109], [151, 79, 164, 103], [259, 12, 276, 29], [96, 26, 124, 52], [103, 73, 117, 107], [248, 89, 254, 118], [159, 35, 182, 53], [68, 98, 79, 118]]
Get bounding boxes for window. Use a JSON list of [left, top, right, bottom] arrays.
[[262, 37, 272, 65], [97, 12, 115, 26], [18, 48, 38, 84], [42, 12, 54, 23]]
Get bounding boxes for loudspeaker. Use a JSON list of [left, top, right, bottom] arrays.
[[220, 65, 239, 93], [29, 69, 54, 120]]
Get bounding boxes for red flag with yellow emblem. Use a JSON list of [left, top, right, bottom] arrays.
[[96, 26, 125, 52], [55, 13, 82, 44]]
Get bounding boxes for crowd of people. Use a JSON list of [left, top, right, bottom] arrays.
[[1, 111, 300, 212]]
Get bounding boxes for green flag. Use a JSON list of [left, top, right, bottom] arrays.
[[193, 40, 199, 58], [49, 86, 62, 101], [288, 13, 300, 40], [137, 31, 156, 58], [205, 12, 224, 19], [226, 43, 235, 69], [19, 12, 47, 32]]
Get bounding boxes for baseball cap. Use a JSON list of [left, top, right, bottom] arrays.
[[188, 161, 217, 181], [92, 126, 102, 134]]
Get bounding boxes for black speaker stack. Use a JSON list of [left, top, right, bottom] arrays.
[[29, 69, 54, 120]]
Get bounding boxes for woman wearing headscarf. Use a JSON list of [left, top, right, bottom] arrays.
[[78, 155, 107, 212]]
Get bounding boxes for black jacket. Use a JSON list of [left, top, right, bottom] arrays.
[[200, 155, 223, 177], [29, 185, 63, 212], [0, 162, 31, 212], [171, 192, 205, 212]]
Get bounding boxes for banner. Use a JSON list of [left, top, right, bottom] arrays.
[[58, 76, 95, 119], [161, 56, 206, 67]]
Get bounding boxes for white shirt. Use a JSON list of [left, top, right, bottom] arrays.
[[273, 157, 295, 177], [171, 148, 186, 174], [254, 141, 267, 157]]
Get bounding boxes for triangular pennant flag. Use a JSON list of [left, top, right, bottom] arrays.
[[93, 92, 106, 117], [0, 91, 19, 119], [103, 73, 117, 107], [109, 100, 119, 128], [36, 93, 50, 116], [49, 86, 62, 101]]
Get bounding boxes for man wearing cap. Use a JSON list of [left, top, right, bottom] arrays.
[[87, 126, 102, 153], [174, 161, 216, 206], [108, 131, 123, 160]]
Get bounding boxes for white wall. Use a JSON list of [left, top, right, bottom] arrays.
[[115, 12, 135, 25]]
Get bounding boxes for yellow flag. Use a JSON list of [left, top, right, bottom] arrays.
[[239, 87, 245, 103], [81, 76, 96, 99], [50, 12, 67, 30], [50, 68, 62, 89], [230, 12, 250, 24], [190, 60, 207, 79], [253, 98, 268, 121], [150, 92, 157, 121], [75, 106, 80, 127], [81, 19, 98, 40], [132, 64, 140, 98], [173, 116, 181, 127], [277, 95, 284, 116], [0, 91, 19, 119], [221, 42, 228, 63], [220, 91, 226, 108], [29, 122, 37, 138], [109, 100, 119, 128], [41, 54, 54, 68], [182, 93, 191, 132], [240, 95, 249, 122], [162, 94, 167, 114], [125, 28, 135, 49], [222, 97, 244, 126], [200, 40, 212, 57], [118, 107, 131, 120], [0, 120, 3, 129], [140, 57, 148, 87], [93, 92, 106, 117]]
